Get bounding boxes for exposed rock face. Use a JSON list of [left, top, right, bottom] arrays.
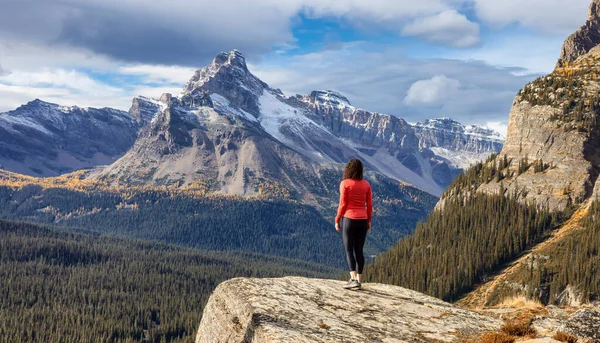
[[557, 0, 600, 67], [412, 118, 504, 170], [0, 99, 139, 176], [195, 277, 501, 343], [129, 96, 161, 125]]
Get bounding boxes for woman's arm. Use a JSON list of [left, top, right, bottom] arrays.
[[335, 181, 348, 225], [366, 184, 373, 222]]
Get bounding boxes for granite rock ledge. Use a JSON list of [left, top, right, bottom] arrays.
[[195, 277, 501, 343]]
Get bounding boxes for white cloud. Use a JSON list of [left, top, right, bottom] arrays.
[[0, 83, 132, 112], [0, 64, 9, 76], [472, 0, 590, 35], [0, 69, 122, 96], [404, 75, 461, 106], [0, 0, 462, 66], [449, 34, 564, 74], [484, 121, 508, 137], [402, 10, 480, 48], [119, 64, 196, 85]]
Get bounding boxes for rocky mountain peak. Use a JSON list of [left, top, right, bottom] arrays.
[[306, 90, 352, 107], [181, 50, 268, 116], [212, 49, 248, 71], [557, 0, 600, 67]]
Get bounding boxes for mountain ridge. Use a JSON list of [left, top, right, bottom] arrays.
[[0, 99, 140, 177]]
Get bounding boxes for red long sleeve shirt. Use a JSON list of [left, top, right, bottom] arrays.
[[335, 178, 373, 224]]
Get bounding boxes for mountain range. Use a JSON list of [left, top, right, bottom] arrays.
[[0, 50, 503, 199]]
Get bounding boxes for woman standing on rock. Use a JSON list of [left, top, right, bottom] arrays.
[[335, 158, 373, 290]]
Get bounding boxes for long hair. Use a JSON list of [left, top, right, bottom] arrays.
[[343, 158, 364, 180]]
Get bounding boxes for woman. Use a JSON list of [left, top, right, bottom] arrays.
[[335, 158, 372, 289]]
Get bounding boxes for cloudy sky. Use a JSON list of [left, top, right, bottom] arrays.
[[0, 0, 593, 135]]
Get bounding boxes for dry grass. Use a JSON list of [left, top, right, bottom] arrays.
[[318, 321, 330, 330], [500, 319, 537, 337], [553, 331, 578, 343], [479, 332, 516, 343], [496, 295, 544, 309]]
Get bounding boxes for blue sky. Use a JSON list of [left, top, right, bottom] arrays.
[[0, 0, 594, 135]]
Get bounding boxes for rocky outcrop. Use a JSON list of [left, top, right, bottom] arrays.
[[557, 0, 600, 67], [195, 277, 501, 343], [561, 308, 600, 342], [129, 96, 161, 125], [0, 99, 139, 177]]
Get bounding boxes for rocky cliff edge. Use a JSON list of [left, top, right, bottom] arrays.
[[195, 277, 501, 343]]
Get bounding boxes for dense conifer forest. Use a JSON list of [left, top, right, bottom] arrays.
[[0, 220, 340, 343], [495, 201, 600, 304], [0, 172, 435, 267]]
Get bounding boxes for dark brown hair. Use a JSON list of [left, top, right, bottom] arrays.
[[343, 158, 364, 180]]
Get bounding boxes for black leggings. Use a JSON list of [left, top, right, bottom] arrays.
[[341, 217, 368, 274]]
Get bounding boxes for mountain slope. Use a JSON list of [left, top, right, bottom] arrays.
[[0, 100, 140, 177], [369, 0, 600, 307]]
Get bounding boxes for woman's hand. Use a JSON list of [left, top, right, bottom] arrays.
[[335, 223, 341, 232], [367, 222, 371, 232]]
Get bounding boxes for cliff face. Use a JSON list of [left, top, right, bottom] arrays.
[[195, 277, 501, 343]]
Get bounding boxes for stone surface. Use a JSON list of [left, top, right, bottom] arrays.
[[195, 277, 501, 343], [561, 308, 600, 342]]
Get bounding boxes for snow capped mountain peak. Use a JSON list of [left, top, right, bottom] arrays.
[[182, 50, 264, 96], [464, 124, 506, 141], [307, 90, 352, 107], [213, 49, 248, 71], [415, 118, 462, 131], [414, 118, 505, 141], [180, 50, 268, 116]]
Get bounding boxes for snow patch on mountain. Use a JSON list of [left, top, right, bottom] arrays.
[[0, 113, 53, 135], [259, 91, 329, 146], [210, 93, 257, 123], [430, 147, 492, 170]]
